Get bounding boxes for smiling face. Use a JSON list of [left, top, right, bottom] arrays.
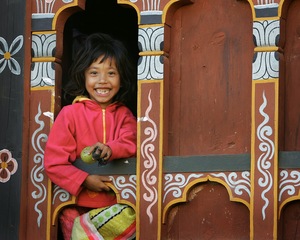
[[85, 56, 121, 108]]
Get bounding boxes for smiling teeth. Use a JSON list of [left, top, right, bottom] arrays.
[[96, 89, 109, 94]]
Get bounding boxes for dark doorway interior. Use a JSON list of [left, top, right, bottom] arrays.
[[62, 0, 138, 115]]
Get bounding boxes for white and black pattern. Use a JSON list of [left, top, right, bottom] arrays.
[[138, 26, 164, 80], [138, 26, 164, 52], [138, 55, 163, 80], [253, 20, 279, 48], [32, 33, 56, 58], [31, 61, 55, 87], [253, 51, 279, 80]]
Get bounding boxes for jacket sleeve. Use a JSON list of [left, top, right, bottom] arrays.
[[106, 109, 137, 160], [44, 107, 88, 196]]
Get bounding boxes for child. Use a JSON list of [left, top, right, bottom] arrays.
[[44, 33, 137, 239]]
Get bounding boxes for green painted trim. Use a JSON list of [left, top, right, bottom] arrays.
[[164, 154, 250, 173], [73, 158, 137, 175], [73, 151, 300, 175], [279, 151, 300, 169]]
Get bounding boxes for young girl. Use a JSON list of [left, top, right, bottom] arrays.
[[44, 33, 137, 239]]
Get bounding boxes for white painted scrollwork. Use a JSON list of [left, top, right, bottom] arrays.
[[163, 173, 203, 202], [140, 90, 158, 223], [210, 172, 251, 197], [52, 185, 71, 204], [279, 170, 300, 201], [31, 103, 48, 227], [110, 175, 137, 200], [257, 91, 274, 220]]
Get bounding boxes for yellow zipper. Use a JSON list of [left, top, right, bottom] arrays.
[[102, 109, 106, 144]]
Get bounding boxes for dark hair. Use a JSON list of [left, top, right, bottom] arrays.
[[64, 33, 136, 107]]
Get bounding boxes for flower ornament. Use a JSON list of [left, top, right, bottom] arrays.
[[0, 149, 18, 183], [0, 35, 23, 75]]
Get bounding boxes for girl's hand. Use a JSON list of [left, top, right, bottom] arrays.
[[82, 175, 112, 192], [89, 142, 112, 161]]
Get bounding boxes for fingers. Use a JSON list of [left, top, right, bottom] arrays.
[[99, 175, 112, 182], [83, 175, 112, 192], [97, 176, 112, 191], [101, 145, 112, 160], [90, 142, 112, 160]]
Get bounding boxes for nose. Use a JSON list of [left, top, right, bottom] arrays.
[[98, 74, 107, 83]]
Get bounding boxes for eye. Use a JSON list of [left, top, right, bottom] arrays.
[[90, 71, 98, 76], [108, 71, 117, 76]]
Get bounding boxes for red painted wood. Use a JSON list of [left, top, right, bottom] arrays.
[[162, 182, 250, 239], [280, 0, 300, 151], [165, 0, 253, 156]]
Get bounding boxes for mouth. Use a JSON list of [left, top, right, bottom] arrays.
[[95, 88, 110, 95]]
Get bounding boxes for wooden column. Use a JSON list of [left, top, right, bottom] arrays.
[[25, 1, 85, 239], [251, 7, 280, 238], [251, 79, 279, 239], [136, 24, 165, 240]]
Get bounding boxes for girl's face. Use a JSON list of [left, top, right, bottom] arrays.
[[85, 56, 120, 108]]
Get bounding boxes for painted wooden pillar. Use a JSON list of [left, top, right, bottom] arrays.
[[136, 25, 165, 239], [24, 1, 85, 239], [250, 2, 280, 239]]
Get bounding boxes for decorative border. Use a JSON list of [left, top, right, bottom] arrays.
[[110, 175, 137, 201], [140, 89, 158, 223], [279, 170, 300, 215], [31, 103, 48, 227], [256, 91, 274, 220], [31, 62, 55, 87], [253, 20, 279, 47], [253, 51, 279, 80], [138, 26, 164, 80], [32, 33, 56, 58], [138, 55, 164, 80], [162, 171, 251, 222], [138, 26, 164, 52]]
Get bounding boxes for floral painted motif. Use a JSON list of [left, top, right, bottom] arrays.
[[0, 149, 18, 183], [0, 35, 23, 75]]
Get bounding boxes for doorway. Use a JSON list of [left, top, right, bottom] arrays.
[[61, 0, 138, 115]]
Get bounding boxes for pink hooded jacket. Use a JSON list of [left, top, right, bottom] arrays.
[[44, 97, 137, 208]]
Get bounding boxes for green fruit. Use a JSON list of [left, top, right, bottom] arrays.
[[80, 146, 95, 164]]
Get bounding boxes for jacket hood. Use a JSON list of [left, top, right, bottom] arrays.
[[72, 95, 121, 112]]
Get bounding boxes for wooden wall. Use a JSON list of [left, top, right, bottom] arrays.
[[1, 0, 300, 239]]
